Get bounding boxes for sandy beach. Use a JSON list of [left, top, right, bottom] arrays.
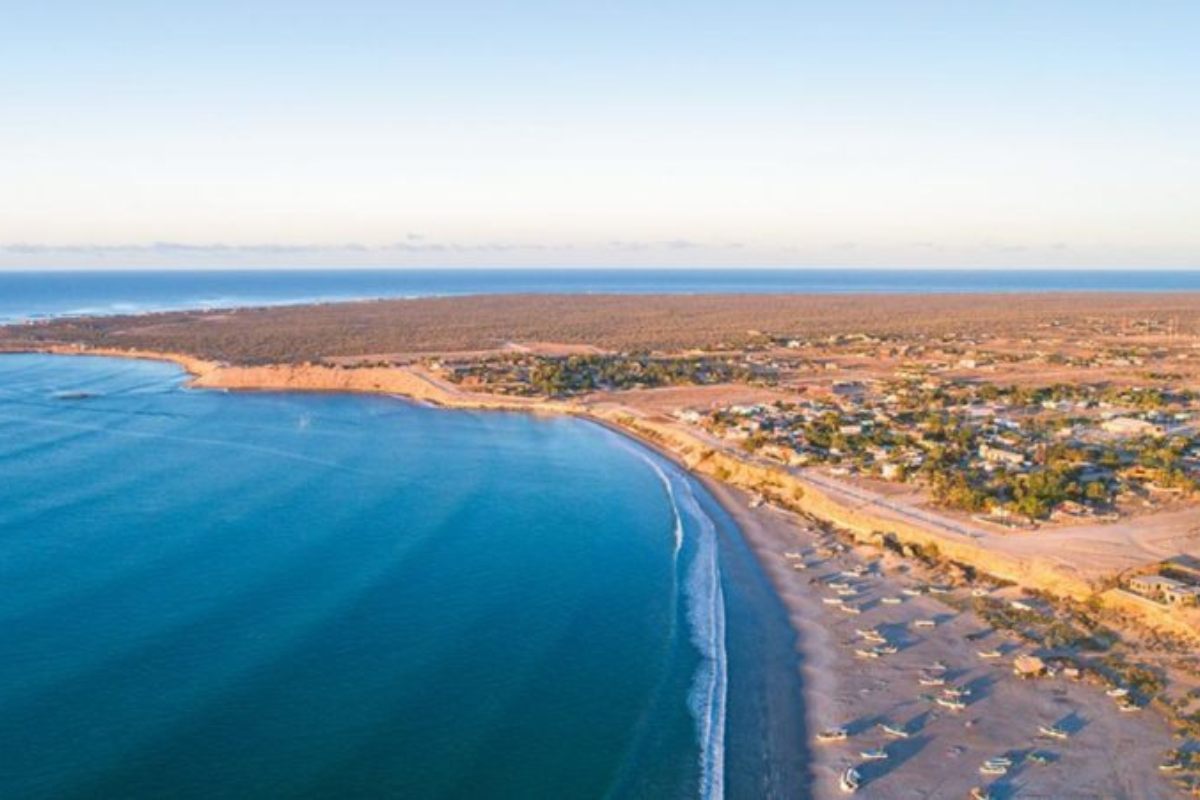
[[709, 479, 1180, 798]]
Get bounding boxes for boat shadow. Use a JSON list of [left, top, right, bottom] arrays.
[[1055, 710, 1088, 735], [988, 747, 1034, 796], [862, 734, 931, 784], [845, 713, 890, 736], [875, 621, 917, 650], [963, 672, 998, 705]]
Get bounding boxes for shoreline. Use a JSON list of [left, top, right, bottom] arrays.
[[4, 346, 1186, 796], [15, 346, 826, 792]]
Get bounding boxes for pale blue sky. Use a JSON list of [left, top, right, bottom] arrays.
[[2, 1, 1198, 268]]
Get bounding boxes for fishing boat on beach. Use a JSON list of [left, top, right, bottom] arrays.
[[936, 696, 967, 711], [838, 767, 861, 794], [1038, 724, 1069, 739]]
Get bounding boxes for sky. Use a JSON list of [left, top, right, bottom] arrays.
[[2, 0, 1198, 269]]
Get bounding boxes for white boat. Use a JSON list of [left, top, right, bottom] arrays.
[[816, 728, 849, 742], [970, 787, 994, 800], [855, 648, 880, 659], [839, 767, 861, 794], [929, 585, 951, 595], [784, 551, 803, 559], [985, 756, 1013, 767], [936, 697, 966, 711], [902, 587, 925, 597], [913, 619, 936, 628], [874, 645, 898, 655], [1106, 687, 1129, 698], [919, 674, 946, 687], [1038, 724, 1069, 739], [977, 649, 1002, 659], [979, 763, 1008, 776], [860, 747, 888, 760], [841, 604, 863, 615], [823, 597, 844, 605], [855, 628, 881, 638], [880, 723, 909, 738], [1118, 701, 1142, 713], [881, 596, 903, 605], [942, 686, 971, 698]]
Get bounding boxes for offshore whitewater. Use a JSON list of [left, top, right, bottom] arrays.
[[0, 354, 805, 798]]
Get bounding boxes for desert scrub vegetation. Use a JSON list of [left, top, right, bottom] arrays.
[[8, 292, 1200, 362]]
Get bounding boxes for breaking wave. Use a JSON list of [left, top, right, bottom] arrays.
[[676, 476, 727, 800], [610, 436, 726, 800]]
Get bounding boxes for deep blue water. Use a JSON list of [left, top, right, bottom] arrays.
[[0, 354, 805, 798], [2, 268, 1199, 322]]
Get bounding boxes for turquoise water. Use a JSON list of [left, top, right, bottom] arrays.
[[0, 355, 805, 798], [3, 268, 1199, 322]]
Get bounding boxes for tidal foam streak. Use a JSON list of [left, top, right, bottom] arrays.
[[606, 435, 728, 798]]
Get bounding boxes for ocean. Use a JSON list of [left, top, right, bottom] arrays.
[[2, 268, 1199, 323], [0, 354, 805, 798]]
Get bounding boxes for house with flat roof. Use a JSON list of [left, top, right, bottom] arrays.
[[1128, 575, 1200, 606], [1102, 416, 1165, 437], [979, 442, 1026, 468]]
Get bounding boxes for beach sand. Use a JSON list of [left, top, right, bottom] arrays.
[[706, 477, 1179, 799]]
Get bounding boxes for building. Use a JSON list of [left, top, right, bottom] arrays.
[[979, 443, 1026, 468], [1013, 655, 1047, 679], [1128, 575, 1200, 606], [1102, 416, 1165, 437], [1163, 555, 1200, 584]]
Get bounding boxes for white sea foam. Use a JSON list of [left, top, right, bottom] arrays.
[[677, 476, 727, 800], [598, 432, 727, 798], [638, 452, 684, 557]]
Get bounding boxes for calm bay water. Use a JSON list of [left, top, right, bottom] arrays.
[[0, 354, 805, 798], [2, 268, 1199, 323]]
